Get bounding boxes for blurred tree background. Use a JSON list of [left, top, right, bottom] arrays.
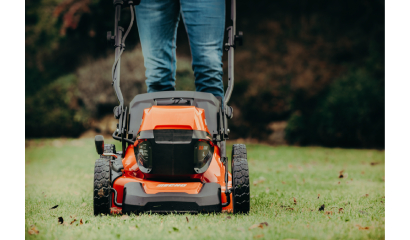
[[25, 0, 384, 148]]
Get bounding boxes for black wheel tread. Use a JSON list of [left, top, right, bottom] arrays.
[[231, 144, 250, 214], [232, 144, 247, 159], [93, 159, 111, 215]]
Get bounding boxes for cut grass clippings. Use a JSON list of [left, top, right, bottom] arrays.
[[25, 139, 385, 239]]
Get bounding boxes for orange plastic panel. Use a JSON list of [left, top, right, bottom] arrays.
[[138, 106, 210, 134], [142, 182, 203, 194]]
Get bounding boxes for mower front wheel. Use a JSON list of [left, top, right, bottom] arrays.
[[231, 144, 250, 214], [93, 159, 111, 215]]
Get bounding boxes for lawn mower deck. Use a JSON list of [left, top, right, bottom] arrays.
[[93, 0, 248, 215]]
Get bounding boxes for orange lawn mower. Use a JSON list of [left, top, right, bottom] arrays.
[[93, 0, 249, 215]]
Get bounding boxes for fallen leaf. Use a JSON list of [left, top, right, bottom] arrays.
[[226, 216, 232, 220], [186, 216, 189, 223], [281, 181, 286, 184], [28, 225, 39, 235], [58, 217, 64, 224], [355, 224, 370, 230], [319, 204, 325, 211], [362, 194, 369, 198], [110, 207, 122, 214], [249, 222, 269, 230], [293, 197, 297, 205], [81, 203, 87, 207], [339, 170, 344, 178], [303, 179, 305, 183], [50, 205, 59, 210], [286, 208, 294, 211], [317, 194, 320, 199], [338, 182, 340, 184], [361, 171, 365, 174], [80, 219, 83, 225], [339, 208, 344, 213], [70, 219, 77, 225], [120, 215, 129, 220], [325, 211, 333, 215], [252, 176, 266, 186], [254, 234, 264, 239], [370, 162, 379, 166]]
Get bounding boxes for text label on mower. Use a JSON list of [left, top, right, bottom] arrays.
[[156, 184, 187, 187]]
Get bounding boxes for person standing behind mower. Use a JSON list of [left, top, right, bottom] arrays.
[[135, 0, 225, 100]]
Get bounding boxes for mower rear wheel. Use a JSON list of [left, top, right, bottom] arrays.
[[231, 144, 250, 214], [93, 159, 111, 215]]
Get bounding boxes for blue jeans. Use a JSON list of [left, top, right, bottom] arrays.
[[135, 0, 225, 99]]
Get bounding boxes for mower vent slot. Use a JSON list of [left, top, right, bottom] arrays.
[[154, 129, 192, 144]]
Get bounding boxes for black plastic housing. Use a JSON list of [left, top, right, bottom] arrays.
[[135, 129, 213, 178], [122, 182, 222, 214]]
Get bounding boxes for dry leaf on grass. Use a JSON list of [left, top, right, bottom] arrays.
[[362, 194, 369, 198], [70, 219, 77, 225], [281, 181, 286, 184], [58, 217, 64, 224], [339, 170, 344, 178], [317, 194, 320, 199], [252, 176, 266, 186], [110, 207, 122, 214], [286, 208, 294, 211], [80, 219, 83, 225], [319, 204, 325, 211], [28, 225, 39, 235], [226, 216, 232, 220], [50, 205, 59, 210], [293, 197, 297, 205], [370, 162, 380, 166], [339, 208, 344, 213], [249, 222, 269, 230], [361, 171, 365, 174], [325, 211, 333, 215], [356, 224, 370, 230], [186, 216, 189, 222]]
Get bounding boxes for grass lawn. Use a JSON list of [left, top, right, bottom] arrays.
[[25, 139, 385, 239]]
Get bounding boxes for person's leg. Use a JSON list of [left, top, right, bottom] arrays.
[[135, 0, 180, 92], [180, 0, 225, 99]]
